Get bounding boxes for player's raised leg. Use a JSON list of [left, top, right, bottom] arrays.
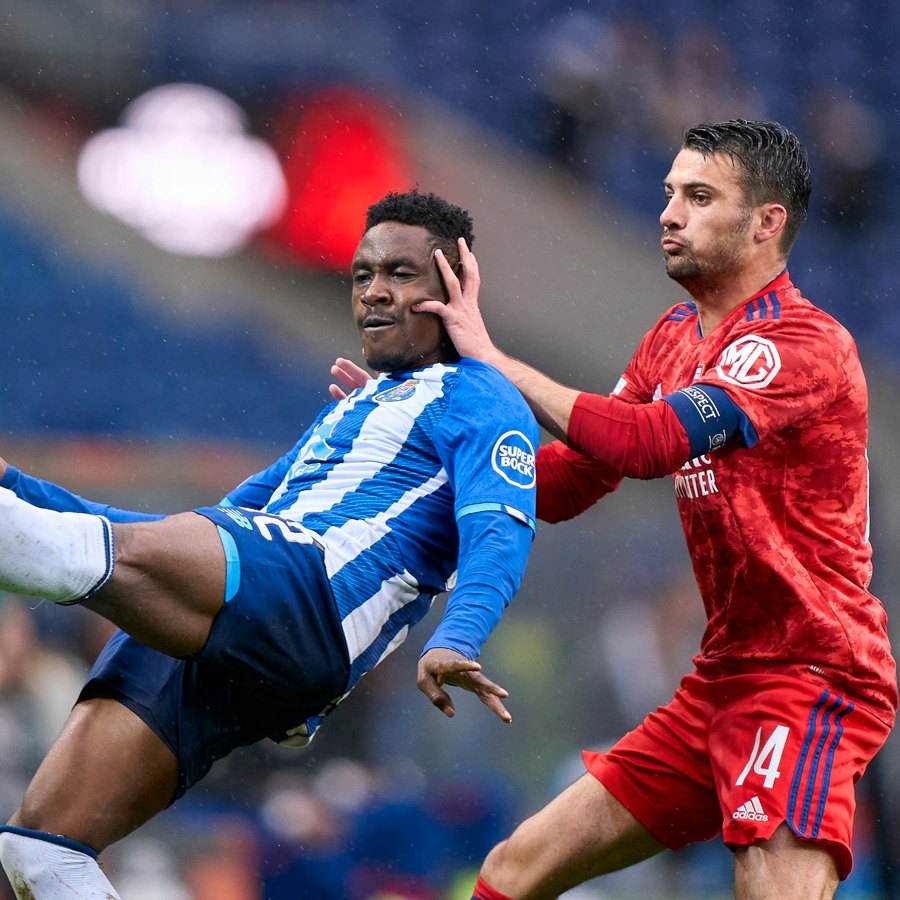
[[0, 697, 179, 898], [473, 773, 665, 900], [0, 484, 226, 658], [85, 512, 227, 658]]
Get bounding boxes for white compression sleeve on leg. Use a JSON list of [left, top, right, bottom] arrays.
[[0, 486, 114, 604], [0, 827, 122, 899]]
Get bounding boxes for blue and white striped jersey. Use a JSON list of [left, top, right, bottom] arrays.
[[1, 358, 538, 745], [224, 358, 538, 740]]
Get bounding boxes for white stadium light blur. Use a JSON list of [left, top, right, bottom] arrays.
[[76, 82, 287, 257]]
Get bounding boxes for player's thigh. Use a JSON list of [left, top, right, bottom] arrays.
[[89, 512, 226, 657], [733, 822, 838, 900], [9, 696, 178, 852], [483, 773, 665, 900]]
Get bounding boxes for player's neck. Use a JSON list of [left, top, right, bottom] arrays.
[[688, 262, 785, 337]]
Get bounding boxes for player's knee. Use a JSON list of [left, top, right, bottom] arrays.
[[480, 835, 528, 891], [733, 828, 840, 900]]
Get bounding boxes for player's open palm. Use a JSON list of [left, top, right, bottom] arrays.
[[417, 647, 512, 723]]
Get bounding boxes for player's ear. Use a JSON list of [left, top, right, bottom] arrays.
[[755, 203, 787, 245]]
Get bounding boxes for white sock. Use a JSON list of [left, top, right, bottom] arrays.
[[0, 487, 114, 604], [0, 827, 122, 899]]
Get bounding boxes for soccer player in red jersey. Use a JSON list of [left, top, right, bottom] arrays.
[[413, 119, 896, 899]]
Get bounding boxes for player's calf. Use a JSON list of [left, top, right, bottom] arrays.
[[0, 487, 114, 604]]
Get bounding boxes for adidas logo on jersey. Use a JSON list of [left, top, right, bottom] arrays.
[[732, 796, 768, 822]]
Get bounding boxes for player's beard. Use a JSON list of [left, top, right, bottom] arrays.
[[664, 208, 754, 291]]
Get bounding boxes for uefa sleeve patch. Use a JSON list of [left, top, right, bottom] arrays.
[[491, 431, 537, 488], [715, 334, 781, 389]]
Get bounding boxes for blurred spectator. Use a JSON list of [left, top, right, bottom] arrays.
[[654, 27, 767, 144], [805, 87, 888, 233], [0, 595, 87, 820], [596, 570, 706, 731], [536, 13, 669, 187]]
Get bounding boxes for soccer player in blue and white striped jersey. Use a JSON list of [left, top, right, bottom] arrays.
[[0, 190, 538, 898]]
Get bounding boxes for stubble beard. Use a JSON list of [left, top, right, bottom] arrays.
[[663, 212, 753, 293]]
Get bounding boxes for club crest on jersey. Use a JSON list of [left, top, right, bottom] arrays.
[[492, 430, 537, 488], [374, 380, 418, 402], [715, 334, 781, 389]]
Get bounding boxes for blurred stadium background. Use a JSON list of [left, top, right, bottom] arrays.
[[1, 2, 898, 898]]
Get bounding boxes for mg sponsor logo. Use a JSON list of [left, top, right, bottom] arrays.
[[716, 335, 781, 389], [492, 430, 536, 489]]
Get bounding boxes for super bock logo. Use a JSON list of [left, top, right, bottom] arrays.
[[716, 334, 781, 389], [492, 431, 537, 488]]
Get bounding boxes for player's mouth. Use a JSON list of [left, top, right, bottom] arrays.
[[661, 236, 683, 253], [360, 315, 398, 332]]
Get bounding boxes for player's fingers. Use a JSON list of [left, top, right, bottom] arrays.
[[331, 358, 369, 389], [433, 248, 462, 299], [328, 384, 348, 401], [336, 357, 371, 385], [419, 679, 456, 718], [457, 238, 481, 291], [415, 298, 449, 319], [478, 691, 512, 724]]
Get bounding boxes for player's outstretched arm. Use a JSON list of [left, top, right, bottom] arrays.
[[419, 239, 582, 442], [417, 647, 512, 723]]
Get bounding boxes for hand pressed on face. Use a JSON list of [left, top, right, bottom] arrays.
[[351, 222, 454, 373], [415, 238, 500, 365]]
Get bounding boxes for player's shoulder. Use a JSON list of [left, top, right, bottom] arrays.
[[439, 358, 535, 426], [453, 357, 533, 403], [732, 274, 857, 350]]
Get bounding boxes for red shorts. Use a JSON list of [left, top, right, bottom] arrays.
[[583, 672, 891, 879]]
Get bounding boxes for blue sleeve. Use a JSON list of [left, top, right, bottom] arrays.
[[434, 362, 539, 532], [663, 383, 759, 458], [221, 453, 295, 508], [1, 465, 163, 523], [422, 509, 532, 659], [221, 413, 328, 507]]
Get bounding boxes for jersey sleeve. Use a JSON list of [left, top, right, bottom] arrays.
[[421, 364, 539, 659], [433, 365, 539, 533], [422, 509, 531, 659], [1, 465, 164, 522], [567, 392, 692, 479], [536, 440, 622, 523], [222, 451, 296, 509], [221, 410, 330, 508]]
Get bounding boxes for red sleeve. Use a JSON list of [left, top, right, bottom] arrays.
[[567, 392, 691, 480], [536, 440, 622, 523]]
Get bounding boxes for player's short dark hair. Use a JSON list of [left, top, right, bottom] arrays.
[[365, 190, 474, 262], [683, 119, 811, 253]]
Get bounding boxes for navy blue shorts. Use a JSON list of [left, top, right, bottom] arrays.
[[80, 505, 351, 798]]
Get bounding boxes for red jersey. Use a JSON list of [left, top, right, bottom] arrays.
[[547, 272, 897, 722]]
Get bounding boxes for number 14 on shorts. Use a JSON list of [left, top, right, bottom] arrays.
[[735, 725, 789, 789]]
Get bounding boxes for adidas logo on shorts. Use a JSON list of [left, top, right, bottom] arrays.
[[732, 796, 768, 822]]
